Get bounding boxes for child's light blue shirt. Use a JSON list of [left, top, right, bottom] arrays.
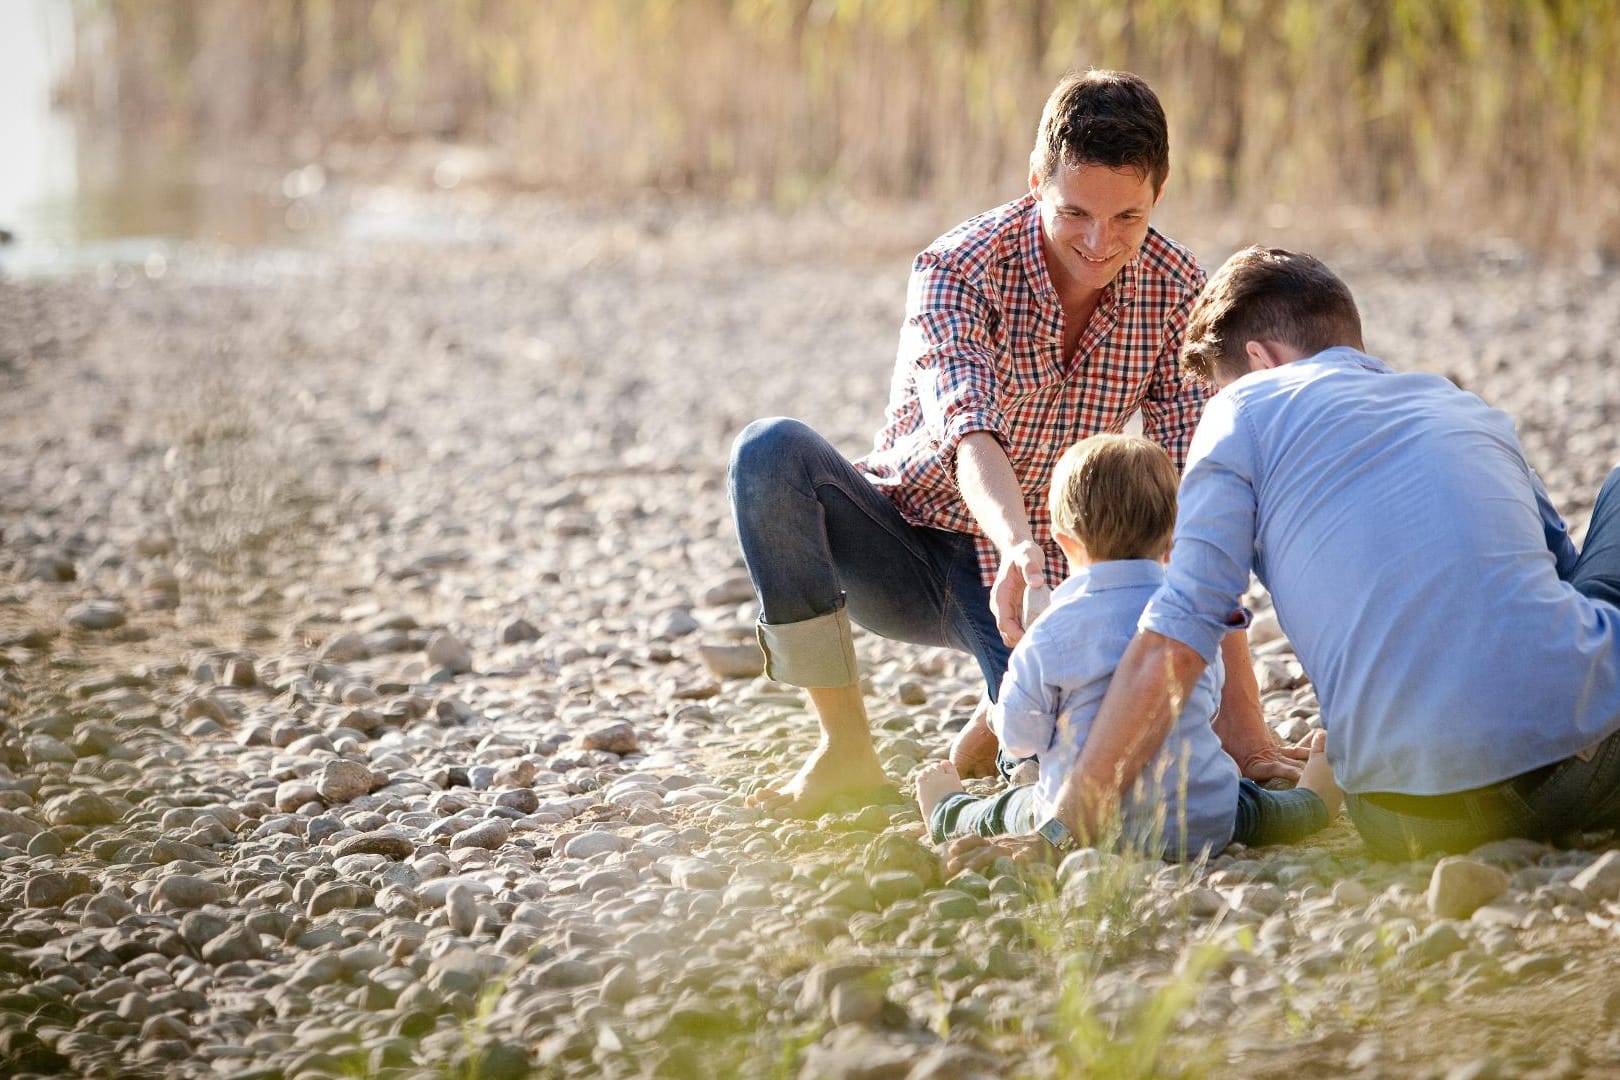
[[995, 559, 1239, 857]]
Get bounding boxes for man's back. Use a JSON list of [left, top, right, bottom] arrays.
[[1157, 346, 1620, 795]]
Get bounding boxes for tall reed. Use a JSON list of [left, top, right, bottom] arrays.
[[66, 0, 1620, 250]]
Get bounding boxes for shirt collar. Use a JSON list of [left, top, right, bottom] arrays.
[[1019, 194, 1055, 299], [1053, 558, 1165, 598], [1307, 346, 1392, 374]]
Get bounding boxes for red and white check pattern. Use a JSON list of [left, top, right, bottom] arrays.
[[855, 192, 1210, 586]]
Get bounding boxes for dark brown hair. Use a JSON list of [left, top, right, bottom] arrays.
[[1050, 434, 1179, 562], [1181, 246, 1365, 384], [1032, 70, 1170, 193]]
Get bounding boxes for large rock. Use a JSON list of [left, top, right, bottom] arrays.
[[581, 722, 639, 755], [316, 760, 375, 804], [153, 874, 227, 910], [318, 633, 371, 663], [23, 871, 94, 909], [1428, 856, 1510, 919], [450, 819, 511, 851], [560, 832, 630, 859], [66, 600, 126, 631], [275, 780, 321, 812], [0, 809, 44, 840], [22, 735, 76, 766], [696, 642, 765, 680], [42, 792, 123, 827], [426, 632, 474, 675], [331, 830, 416, 860]]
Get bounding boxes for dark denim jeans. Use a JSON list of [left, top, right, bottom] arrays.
[[1233, 780, 1329, 847], [727, 417, 1012, 698], [1347, 464, 1620, 859]]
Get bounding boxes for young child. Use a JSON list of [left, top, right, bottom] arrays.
[[916, 434, 1340, 859]]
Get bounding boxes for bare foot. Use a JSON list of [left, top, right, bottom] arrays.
[[914, 760, 965, 822], [947, 695, 1000, 779], [746, 740, 892, 819], [1298, 730, 1343, 818]]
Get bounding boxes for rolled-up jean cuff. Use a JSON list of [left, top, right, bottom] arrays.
[[756, 607, 858, 687]]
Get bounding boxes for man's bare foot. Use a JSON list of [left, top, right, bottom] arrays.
[[1298, 730, 1343, 818], [947, 696, 1000, 779], [746, 741, 892, 819], [914, 760, 965, 823]]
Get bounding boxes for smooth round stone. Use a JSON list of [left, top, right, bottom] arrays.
[[330, 831, 416, 860], [450, 819, 511, 851], [561, 832, 630, 860], [67, 601, 127, 631], [43, 792, 123, 827], [154, 875, 227, 910], [23, 869, 93, 908], [445, 884, 481, 937]]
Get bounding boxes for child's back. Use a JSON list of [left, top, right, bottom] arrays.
[[996, 558, 1239, 857]]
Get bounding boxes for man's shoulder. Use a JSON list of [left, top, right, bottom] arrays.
[[914, 193, 1036, 285], [1133, 228, 1205, 299]]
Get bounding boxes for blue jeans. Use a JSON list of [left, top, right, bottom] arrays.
[[929, 784, 1040, 842], [1347, 465, 1620, 860], [1233, 780, 1329, 846], [727, 418, 1011, 698], [932, 780, 1327, 850]]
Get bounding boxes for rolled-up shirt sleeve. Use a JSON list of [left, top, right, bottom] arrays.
[[1138, 276, 1210, 472], [1141, 392, 1258, 664], [991, 633, 1057, 759], [900, 255, 1008, 477]]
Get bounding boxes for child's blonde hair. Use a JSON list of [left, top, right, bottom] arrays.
[[1049, 433, 1179, 561]]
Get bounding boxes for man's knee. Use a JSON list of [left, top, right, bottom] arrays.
[[729, 417, 819, 503]]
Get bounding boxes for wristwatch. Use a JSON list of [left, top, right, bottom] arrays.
[[1035, 817, 1078, 855]]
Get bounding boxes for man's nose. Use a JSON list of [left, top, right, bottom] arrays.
[[1080, 219, 1108, 254]]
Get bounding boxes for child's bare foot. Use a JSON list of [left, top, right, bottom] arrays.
[[947, 696, 1000, 779], [914, 760, 966, 822], [1298, 729, 1343, 818], [747, 741, 892, 819]]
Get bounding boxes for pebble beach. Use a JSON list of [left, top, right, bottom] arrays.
[[3, 190, 1620, 1079]]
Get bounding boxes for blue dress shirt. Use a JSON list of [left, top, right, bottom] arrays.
[[1142, 347, 1620, 795]]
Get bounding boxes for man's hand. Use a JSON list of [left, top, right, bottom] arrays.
[[1213, 631, 1306, 783], [1237, 738, 1311, 783], [943, 832, 1054, 877], [990, 540, 1047, 648]]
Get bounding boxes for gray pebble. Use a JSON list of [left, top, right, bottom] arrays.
[[67, 600, 127, 630], [450, 819, 511, 851]]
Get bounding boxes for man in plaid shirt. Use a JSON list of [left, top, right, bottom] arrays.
[[729, 71, 1302, 817]]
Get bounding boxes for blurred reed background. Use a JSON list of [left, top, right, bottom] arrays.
[[61, 0, 1620, 251]]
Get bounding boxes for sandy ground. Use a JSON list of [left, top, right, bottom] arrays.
[[2, 188, 1620, 1079]]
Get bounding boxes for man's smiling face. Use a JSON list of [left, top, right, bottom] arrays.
[[1033, 160, 1162, 296]]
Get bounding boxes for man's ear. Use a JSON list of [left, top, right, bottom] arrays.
[[1152, 167, 1169, 207], [1244, 340, 1291, 372], [1028, 157, 1043, 196]]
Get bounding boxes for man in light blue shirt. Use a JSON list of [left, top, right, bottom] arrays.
[[1018, 246, 1620, 862]]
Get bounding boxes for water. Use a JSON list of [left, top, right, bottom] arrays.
[[0, 0, 336, 278]]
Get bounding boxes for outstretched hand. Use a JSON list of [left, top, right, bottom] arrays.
[[990, 540, 1047, 648]]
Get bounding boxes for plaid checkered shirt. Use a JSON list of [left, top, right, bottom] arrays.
[[854, 192, 1210, 587]]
